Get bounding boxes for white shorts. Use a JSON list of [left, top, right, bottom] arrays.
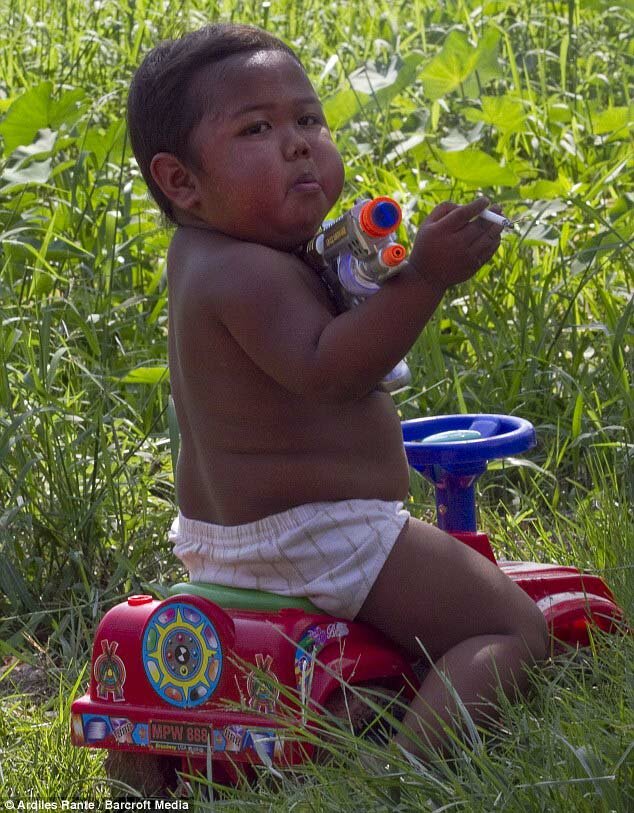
[[169, 499, 410, 620]]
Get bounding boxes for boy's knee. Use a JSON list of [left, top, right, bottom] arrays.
[[513, 603, 549, 663]]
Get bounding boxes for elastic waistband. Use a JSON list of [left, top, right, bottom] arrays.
[[172, 499, 405, 546]]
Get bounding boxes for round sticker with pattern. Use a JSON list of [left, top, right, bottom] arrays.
[[142, 602, 222, 707]]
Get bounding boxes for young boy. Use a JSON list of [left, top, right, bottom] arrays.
[[127, 23, 548, 757]]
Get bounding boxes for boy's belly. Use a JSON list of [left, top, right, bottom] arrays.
[[176, 391, 411, 526]]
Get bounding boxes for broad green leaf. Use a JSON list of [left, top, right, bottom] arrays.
[[421, 31, 473, 99], [547, 102, 572, 124], [440, 122, 484, 151], [0, 84, 86, 156], [1, 158, 53, 189], [349, 58, 400, 95], [324, 53, 424, 130], [519, 222, 559, 246], [83, 120, 127, 167], [323, 88, 368, 131], [438, 148, 519, 186], [32, 269, 56, 297], [49, 88, 87, 129], [0, 81, 53, 155], [520, 174, 572, 199], [420, 29, 500, 101], [10, 128, 57, 160], [464, 95, 527, 133], [589, 106, 632, 138], [462, 29, 503, 96], [472, 29, 502, 84], [120, 366, 169, 385], [375, 53, 425, 104], [349, 53, 424, 102], [385, 132, 427, 163]]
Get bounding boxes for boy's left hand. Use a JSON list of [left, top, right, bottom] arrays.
[[408, 197, 504, 290]]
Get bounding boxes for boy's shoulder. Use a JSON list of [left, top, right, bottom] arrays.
[[168, 225, 274, 272], [167, 226, 315, 306]]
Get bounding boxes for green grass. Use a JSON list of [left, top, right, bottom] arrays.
[[0, 0, 632, 808], [1, 633, 632, 808]]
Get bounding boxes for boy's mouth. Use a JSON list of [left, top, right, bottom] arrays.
[[292, 171, 322, 192]]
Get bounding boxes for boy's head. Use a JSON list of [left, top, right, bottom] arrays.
[[128, 24, 344, 248]]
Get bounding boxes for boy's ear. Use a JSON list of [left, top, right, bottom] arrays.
[[150, 153, 200, 211]]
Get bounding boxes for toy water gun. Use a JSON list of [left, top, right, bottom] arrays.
[[299, 196, 411, 392]]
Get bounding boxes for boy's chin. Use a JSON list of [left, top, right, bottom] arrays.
[[275, 231, 319, 253], [266, 220, 324, 252]]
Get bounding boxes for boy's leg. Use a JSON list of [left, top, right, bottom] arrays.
[[356, 517, 549, 756]]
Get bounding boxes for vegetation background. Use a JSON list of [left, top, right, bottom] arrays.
[[0, 0, 632, 808]]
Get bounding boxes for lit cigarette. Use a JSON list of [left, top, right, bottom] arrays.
[[479, 209, 513, 229]]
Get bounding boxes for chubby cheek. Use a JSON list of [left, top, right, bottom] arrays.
[[239, 170, 287, 214], [322, 145, 345, 206], [219, 168, 280, 224]]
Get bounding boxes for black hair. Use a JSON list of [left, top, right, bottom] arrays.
[[127, 23, 301, 222]]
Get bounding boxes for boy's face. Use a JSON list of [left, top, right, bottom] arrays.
[[183, 50, 345, 249]]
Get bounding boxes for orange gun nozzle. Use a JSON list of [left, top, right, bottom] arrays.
[[381, 243, 407, 267], [359, 196, 402, 238]]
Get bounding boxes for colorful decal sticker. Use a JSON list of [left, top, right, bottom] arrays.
[[246, 654, 280, 714], [78, 714, 137, 746], [77, 712, 283, 761], [94, 639, 127, 701], [71, 713, 85, 745], [111, 717, 135, 744], [81, 714, 113, 743], [148, 720, 282, 760], [294, 622, 349, 721], [149, 720, 214, 753], [142, 602, 223, 708], [132, 722, 150, 747], [223, 724, 246, 752]]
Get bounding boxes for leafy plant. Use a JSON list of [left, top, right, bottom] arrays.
[[0, 0, 632, 807]]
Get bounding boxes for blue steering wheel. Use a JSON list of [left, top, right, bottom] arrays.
[[401, 414, 536, 532], [403, 414, 535, 470]]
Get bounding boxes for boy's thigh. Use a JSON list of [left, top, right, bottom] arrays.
[[356, 517, 543, 662]]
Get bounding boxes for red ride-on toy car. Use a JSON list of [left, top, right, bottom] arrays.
[[70, 414, 625, 795]]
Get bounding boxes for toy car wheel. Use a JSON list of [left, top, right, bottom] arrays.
[[104, 750, 179, 798]]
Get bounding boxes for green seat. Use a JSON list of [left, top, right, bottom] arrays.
[[168, 581, 320, 613]]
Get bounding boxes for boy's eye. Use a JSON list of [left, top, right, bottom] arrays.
[[298, 114, 321, 126], [241, 121, 271, 136]]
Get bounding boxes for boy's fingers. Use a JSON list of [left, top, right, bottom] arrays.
[[472, 231, 501, 263], [443, 197, 490, 230], [426, 201, 459, 223], [469, 219, 503, 244]]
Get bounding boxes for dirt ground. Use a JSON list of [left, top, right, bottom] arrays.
[[0, 656, 57, 702]]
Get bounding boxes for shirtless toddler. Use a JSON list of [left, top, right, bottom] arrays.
[[127, 23, 548, 757]]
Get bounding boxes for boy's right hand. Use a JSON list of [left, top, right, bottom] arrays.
[[408, 197, 503, 290]]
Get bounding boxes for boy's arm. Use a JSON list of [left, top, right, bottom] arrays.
[[199, 198, 501, 401]]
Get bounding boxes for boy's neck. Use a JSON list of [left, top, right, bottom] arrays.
[[174, 209, 214, 230]]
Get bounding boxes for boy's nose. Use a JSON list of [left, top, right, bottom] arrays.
[[283, 130, 311, 160]]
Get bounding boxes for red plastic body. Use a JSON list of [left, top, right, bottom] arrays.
[[70, 592, 416, 777], [70, 530, 625, 780]]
